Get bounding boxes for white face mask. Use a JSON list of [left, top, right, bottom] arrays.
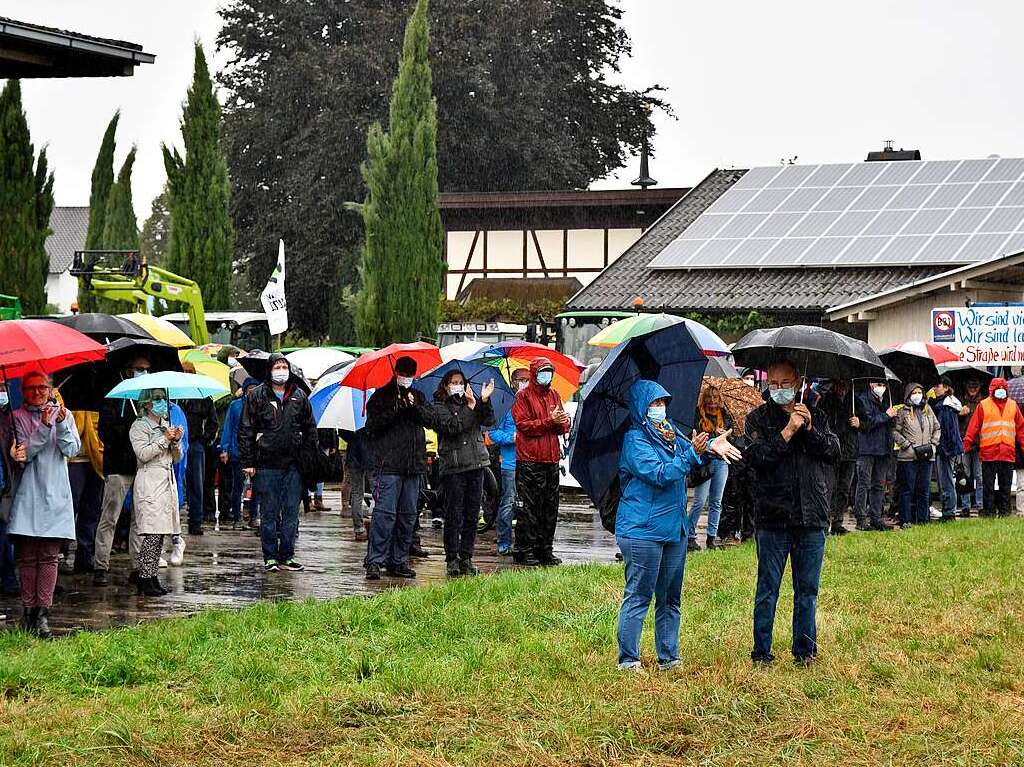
[[396, 375, 414, 389], [448, 383, 465, 397], [516, 380, 529, 392], [227, 357, 240, 368], [271, 368, 290, 385], [910, 392, 923, 406], [0, 391, 7, 408], [742, 377, 756, 387], [872, 385, 887, 399], [995, 388, 1008, 400]]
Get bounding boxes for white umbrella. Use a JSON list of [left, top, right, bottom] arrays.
[[286, 347, 355, 382], [439, 340, 487, 364]]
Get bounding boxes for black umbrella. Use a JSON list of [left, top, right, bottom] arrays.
[[703, 355, 740, 379], [239, 351, 311, 393], [732, 325, 886, 381], [51, 313, 151, 343], [54, 337, 182, 410], [568, 323, 708, 515]]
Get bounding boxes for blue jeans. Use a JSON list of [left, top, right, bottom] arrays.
[[752, 527, 825, 662], [616, 536, 687, 667], [899, 460, 933, 524], [960, 451, 983, 509], [497, 468, 516, 549], [935, 453, 958, 518], [229, 459, 244, 524], [186, 442, 206, 529], [367, 474, 420, 569], [855, 455, 887, 525], [254, 466, 302, 563], [687, 459, 728, 540]]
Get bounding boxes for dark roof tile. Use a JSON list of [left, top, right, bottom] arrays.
[[45, 206, 89, 275]]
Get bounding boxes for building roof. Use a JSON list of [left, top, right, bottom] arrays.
[[440, 188, 688, 232], [0, 16, 154, 78], [45, 206, 89, 275], [567, 168, 952, 315], [827, 249, 1024, 321], [455, 276, 582, 304]]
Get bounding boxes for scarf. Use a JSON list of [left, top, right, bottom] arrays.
[[649, 418, 676, 446]]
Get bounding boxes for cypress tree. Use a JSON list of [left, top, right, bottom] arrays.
[[79, 112, 119, 311], [162, 42, 235, 310], [0, 80, 53, 314], [354, 0, 444, 345], [101, 148, 139, 252]]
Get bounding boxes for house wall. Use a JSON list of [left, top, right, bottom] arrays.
[[444, 227, 642, 299], [46, 270, 78, 313], [864, 288, 1024, 348]]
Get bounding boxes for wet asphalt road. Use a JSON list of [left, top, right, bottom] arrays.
[[0, 489, 620, 635]]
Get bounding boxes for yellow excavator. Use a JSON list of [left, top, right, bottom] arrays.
[[71, 249, 210, 345]]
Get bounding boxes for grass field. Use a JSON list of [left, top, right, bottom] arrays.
[[2, 520, 1024, 766]]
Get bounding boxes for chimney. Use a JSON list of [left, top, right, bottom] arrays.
[[866, 141, 922, 162]]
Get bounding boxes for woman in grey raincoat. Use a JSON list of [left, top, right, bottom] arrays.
[[129, 388, 182, 596], [6, 371, 80, 638]]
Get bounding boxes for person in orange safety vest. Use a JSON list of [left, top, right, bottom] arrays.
[[962, 377, 1024, 517]]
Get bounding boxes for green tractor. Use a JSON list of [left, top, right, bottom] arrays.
[[0, 294, 23, 321]]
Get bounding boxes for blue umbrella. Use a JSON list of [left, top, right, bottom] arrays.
[[106, 370, 228, 400], [568, 323, 708, 509], [412, 358, 516, 422]]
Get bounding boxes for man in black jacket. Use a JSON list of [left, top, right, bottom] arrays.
[[179, 362, 219, 535], [92, 354, 150, 586], [816, 379, 857, 535], [745, 360, 840, 666], [362, 356, 436, 580], [238, 353, 317, 573]]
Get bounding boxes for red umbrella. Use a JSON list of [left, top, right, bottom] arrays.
[[0, 320, 106, 379], [340, 342, 443, 392]]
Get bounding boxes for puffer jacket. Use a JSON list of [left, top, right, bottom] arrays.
[[893, 383, 941, 462], [744, 397, 840, 529], [238, 355, 317, 471], [932, 394, 964, 459], [512, 358, 570, 464], [364, 378, 436, 475], [432, 393, 495, 476], [615, 380, 706, 542]]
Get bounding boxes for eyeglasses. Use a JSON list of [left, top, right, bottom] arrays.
[[23, 385, 50, 393]]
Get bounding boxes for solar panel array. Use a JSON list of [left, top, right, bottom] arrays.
[[648, 158, 1024, 269]]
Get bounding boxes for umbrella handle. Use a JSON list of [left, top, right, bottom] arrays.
[[1, 367, 17, 449]]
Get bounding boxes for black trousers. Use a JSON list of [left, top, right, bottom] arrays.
[[831, 460, 856, 529], [443, 469, 483, 562], [515, 461, 560, 558], [981, 460, 1014, 516]]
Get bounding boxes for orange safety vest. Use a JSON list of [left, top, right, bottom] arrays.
[[979, 398, 1019, 450]]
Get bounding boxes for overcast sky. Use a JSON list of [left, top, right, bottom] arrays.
[[8, 0, 1024, 221]]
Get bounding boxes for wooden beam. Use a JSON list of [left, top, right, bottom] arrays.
[[603, 228, 610, 267], [455, 230, 481, 297], [522, 230, 528, 278], [530, 230, 549, 276], [562, 230, 569, 276], [856, 311, 876, 321], [961, 278, 1024, 292]]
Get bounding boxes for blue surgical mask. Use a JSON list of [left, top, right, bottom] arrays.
[[151, 399, 169, 417], [770, 387, 796, 406], [536, 370, 554, 386], [647, 405, 667, 423]]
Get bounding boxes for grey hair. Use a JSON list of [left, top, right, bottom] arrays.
[[137, 388, 168, 404]]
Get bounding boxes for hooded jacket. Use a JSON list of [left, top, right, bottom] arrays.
[[432, 387, 495, 476], [744, 396, 840, 529], [238, 354, 317, 471], [854, 387, 894, 457], [615, 380, 705, 542], [932, 393, 964, 459], [962, 377, 1024, 462], [512, 358, 569, 464], [893, 382, 941, 462]]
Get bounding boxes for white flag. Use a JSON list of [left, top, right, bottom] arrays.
[[261, 239, 289, 336]]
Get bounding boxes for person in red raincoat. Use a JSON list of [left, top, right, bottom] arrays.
[[962, 377, 1024, 517], [511, 358, 570, 566]]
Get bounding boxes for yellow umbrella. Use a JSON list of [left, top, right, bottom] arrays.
[[119, 313, 194, 348], [179, 348, 231, 398]]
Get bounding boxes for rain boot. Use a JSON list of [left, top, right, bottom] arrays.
[[20, 606, 37, 634], [35, 608, 52, 640]]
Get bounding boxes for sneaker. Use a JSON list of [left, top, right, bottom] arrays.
[[169, 536, 186, 566], [658, 659, 681, 672], [264, 559, 279, 572], [705, 536, 723, 550], [158, 557, 168, 569], [900, 522, 912, 530], [446, 560, 461, 578], [385, 564, 417, 579], [855, 522, 871, 531], [365, 563, 381, 580], [409, 543, 429, 559], [281, 559, 305, 572], [497, 544, 512, 556], [459, 559, 479, 576], [431, 516, 444, 529], [870, 521, 895, 531], [686, 538, 701, 552], [354, 530, 368, 543], [93, 569, 109, 586], [830, 525, 850, 536], [617, 661, 642, 672]]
